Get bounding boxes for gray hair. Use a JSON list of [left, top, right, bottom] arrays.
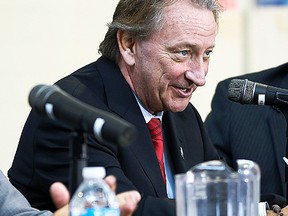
[[98, 0, 223, 62]]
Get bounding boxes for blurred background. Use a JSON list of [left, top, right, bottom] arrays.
[[1, 0, 288, 177]]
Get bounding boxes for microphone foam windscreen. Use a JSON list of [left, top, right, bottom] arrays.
[[228, 79, 255, 104]]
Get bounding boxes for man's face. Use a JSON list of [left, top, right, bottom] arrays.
[[127, 1, 217, 113]]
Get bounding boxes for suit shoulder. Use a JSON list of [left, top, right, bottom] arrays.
[[221, 62, 288, 86]]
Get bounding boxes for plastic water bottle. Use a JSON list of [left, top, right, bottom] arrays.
[[70, 166, 120, 216]]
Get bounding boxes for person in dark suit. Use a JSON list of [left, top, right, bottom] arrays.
[[8, 0, 223, 215], [204, 62, 288, 207]]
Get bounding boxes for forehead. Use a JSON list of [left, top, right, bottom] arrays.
[[156, 1, 217, 46]]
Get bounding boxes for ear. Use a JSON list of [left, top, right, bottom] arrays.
[[117, 30, 136, 66]]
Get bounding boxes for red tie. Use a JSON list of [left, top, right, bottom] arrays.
[[147, 118, 166, 184]]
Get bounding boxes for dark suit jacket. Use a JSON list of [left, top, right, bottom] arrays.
[[8, 56, 218, 215], [205, 62, 288, 206]]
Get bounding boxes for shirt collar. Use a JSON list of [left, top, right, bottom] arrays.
[[133, 93, 163, 123]]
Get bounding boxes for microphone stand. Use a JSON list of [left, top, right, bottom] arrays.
[[69, 131, 88, 196]]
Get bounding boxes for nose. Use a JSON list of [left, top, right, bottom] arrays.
[[185, 58, 206, 87]]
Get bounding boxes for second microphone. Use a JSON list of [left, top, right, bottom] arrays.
[[228, 78, 288, 110]]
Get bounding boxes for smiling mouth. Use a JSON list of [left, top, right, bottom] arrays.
[[174, 86, 194, 97], [179, 88, 190, 93]]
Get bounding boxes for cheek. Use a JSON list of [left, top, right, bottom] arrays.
[[159, 61, 184, 82]]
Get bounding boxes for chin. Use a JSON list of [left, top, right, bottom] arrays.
[[163, 98, 189, 112], [168, 105, 187, 113]]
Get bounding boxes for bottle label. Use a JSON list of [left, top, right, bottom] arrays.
[[71, 207, 120, 216]]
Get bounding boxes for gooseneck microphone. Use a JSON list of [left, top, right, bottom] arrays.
[[28, 84, 137, 146], [228, 79, 288, 109]]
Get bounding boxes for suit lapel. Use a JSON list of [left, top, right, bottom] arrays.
[[99, 60, 167, 196], [162, 113, 187, 174], [129, 116, 168, 197]]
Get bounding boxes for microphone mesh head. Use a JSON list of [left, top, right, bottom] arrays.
[[228, 79, 255, 104], [228, 79, 244, 102]]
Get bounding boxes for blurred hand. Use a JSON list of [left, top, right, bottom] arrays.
[[51, 175, 141, 216], [105, 175, 141, 216], [50, 182, 69, 216]]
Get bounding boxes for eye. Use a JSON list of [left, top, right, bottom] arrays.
[[178, 50, 189, 56], [170, 49, 191, 62], [203, 50, 213, 60]]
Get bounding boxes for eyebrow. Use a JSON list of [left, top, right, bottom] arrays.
[[167, 42, 215, 53], [186, 43, 215, 51]]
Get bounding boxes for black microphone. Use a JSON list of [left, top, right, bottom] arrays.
[[228, 79, 288, 109], [28, 84, 137, 146]]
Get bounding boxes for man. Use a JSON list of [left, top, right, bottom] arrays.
[[1, 169, 140, 216], [8, 0, 223, 215], [205, 62, 288, 207]]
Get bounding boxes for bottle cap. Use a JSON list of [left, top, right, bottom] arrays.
[[82, 166, 106, 179]]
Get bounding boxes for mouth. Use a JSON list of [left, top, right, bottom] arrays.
[[179, 88, 190, 93], [174, 86, 194, 97]]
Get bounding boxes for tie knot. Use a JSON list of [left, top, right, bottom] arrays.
[[147, 118, 162, 138]]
